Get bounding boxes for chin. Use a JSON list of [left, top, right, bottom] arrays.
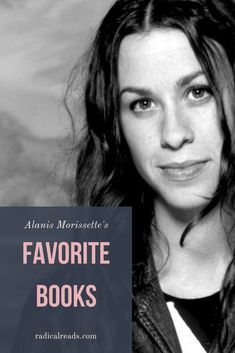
[[155, 188, 216, 219]]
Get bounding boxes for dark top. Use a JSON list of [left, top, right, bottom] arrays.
[[164, 291, 221, 352]]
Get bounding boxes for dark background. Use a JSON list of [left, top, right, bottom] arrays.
[[0, 207, 132, 353]]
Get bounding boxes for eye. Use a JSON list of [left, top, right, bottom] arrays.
[[130, 98, 156, 112], [187, 86, 212, 101]]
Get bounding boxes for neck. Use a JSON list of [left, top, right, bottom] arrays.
[[152, 200, 233, 298]]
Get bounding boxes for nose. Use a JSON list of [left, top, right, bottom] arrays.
[[160, 104, 194, 150]]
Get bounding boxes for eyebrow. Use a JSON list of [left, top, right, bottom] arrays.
[[176, 70, 204, 87], [119, 70, 205, 97]]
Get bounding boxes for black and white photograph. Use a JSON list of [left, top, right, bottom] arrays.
[[1, 0, 235, 352]]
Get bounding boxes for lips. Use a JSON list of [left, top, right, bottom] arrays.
[[160, 160, 208, 182]]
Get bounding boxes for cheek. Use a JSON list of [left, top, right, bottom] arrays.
[[124, 135, 148, 166], [223, 90, 235, 133], [192, 103, 223, 148], [121, 121, 156, 165], [121, 128, 158, 185]]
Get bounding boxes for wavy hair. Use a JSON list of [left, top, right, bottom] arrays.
[[65, 0, 235, 351]]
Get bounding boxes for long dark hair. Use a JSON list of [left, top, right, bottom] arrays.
[[65, 0, 235, 351]]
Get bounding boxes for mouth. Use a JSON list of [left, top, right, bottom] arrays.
[[159, 160, 209, 182]]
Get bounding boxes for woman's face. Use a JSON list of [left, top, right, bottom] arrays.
[[118, 29, 224, 212]]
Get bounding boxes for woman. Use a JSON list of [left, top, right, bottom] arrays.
[[66, 0, 235, 352]]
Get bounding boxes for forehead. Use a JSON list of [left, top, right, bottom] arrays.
[[118, 28, 203, 88]]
